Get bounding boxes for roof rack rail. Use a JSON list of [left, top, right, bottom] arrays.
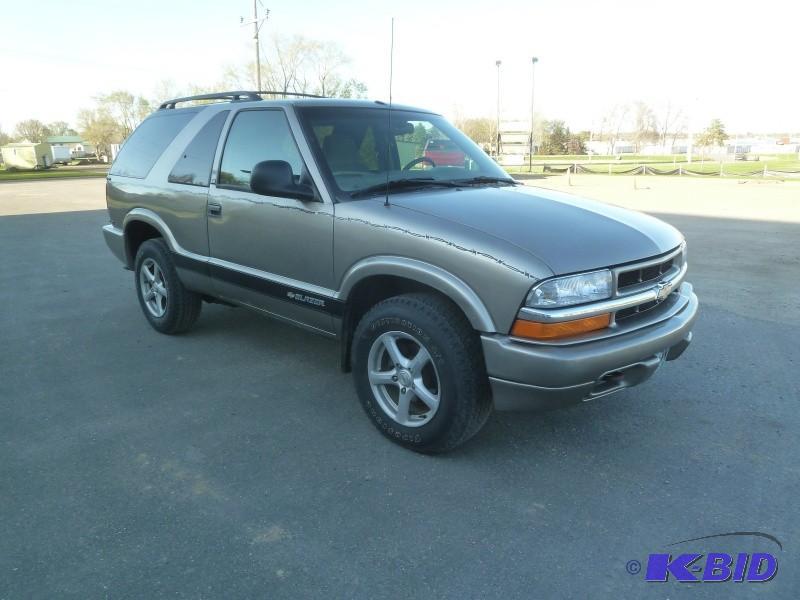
[[158, 90, 329, 110], [256, 90, 327, 99], [159, 91, 262, 110]]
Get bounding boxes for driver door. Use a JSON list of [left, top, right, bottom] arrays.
[[206, 108, 336, 334]]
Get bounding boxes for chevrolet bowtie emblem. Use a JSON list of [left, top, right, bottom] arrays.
[[655, 280, 674, 302]]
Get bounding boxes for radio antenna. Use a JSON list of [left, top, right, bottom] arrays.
[[384, 17, 394, 208]]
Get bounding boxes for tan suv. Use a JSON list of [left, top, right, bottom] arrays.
[[103, 91, 698, 453]]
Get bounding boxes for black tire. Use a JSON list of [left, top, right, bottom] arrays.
[[133, 238, 201, 334], [352, 293, 492, 453]]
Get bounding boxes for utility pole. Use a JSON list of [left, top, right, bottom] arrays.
[[242, 2, 269, 91], [529, 56, 538, 172], [495, 60, 502, 158], [254, 1, 262, 91]]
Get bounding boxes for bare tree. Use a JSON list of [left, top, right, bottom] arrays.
[[151, 78, 241, 107], [260, 35, 365, 98], [152, 79, 183, 106], [13, 119, 50, 143], [185, 84, 230, 104], [657, 101, 685, 150], [631, 101, 658, 152], [669, 114, 688, 150], [454, 117, 495, 148], [658, 101, 674, 147], [599, 104, 630, 154], [218, 65, 249, 90], [151, 35, 366, 103], [47, 121, 77, 137], [270, 34, 313, 94], [96, 91, 152, 138], [77, 108, 122, 158], [313, 41, 349, 97]]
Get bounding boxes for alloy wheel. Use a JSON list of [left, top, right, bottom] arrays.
[[367, 331, 441, 427], [139, 258, 168, 318]]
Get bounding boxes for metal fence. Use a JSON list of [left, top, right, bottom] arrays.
[[540, 164, 800, 178]]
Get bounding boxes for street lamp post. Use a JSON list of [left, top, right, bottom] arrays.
[[495, 60, 502, 158], [529, 56, 538, 172]]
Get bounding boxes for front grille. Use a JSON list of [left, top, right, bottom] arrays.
[[617, 256, 675, 291], [615, 299, 659, 321], [613, 247, 684, 323]]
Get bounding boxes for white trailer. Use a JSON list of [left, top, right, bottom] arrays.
[[50, 145, 72, 164], [1, 142, 52, 169]]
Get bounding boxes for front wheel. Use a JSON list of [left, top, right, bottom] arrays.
[[352, 293, 492, 453], [134, 238, 201, 334]]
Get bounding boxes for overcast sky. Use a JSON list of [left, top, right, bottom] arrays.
[[2, 0, 799, 134]]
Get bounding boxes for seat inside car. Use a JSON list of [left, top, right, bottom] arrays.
[[322, 132, 366, 172]]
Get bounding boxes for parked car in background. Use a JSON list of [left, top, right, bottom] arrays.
[[423, 139, 466, 167], [102, 91, 698, 453]]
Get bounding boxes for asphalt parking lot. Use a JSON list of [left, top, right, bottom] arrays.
[[1, 178, 798, 598]]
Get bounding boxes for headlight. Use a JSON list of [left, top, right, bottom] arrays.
[[526, 270, 612, 308]]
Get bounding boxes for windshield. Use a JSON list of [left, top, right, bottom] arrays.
[[295, 106, 511, 200]]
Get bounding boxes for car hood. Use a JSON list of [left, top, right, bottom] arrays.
[[389, 184, 683, 275]]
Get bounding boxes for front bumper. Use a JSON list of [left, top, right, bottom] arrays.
[[483, 282, 698, 411]]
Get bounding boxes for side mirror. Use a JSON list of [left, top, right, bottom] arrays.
[[250, 160, 317, 202]]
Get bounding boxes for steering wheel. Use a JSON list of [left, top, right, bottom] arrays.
[[402, 156, 436, 171]]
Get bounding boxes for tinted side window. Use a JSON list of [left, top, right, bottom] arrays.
[[111, 112, 194, 178], [218, 110, 304, 192], [168, 111, 229, 186]]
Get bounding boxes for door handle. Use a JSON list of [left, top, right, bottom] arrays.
[[208, 202, 222, 217]]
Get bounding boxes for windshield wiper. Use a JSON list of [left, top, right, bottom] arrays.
[[350, 178, 460, 199], [454, 176, 518, 186]]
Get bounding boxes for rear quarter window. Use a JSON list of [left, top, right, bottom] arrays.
[[168, 110, 229, 187], [110, 111, 195, 179]]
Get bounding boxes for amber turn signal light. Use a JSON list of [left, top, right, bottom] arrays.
[[510, 313, 611, 340]]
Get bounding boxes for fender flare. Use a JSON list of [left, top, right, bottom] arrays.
[[337, 256, 496, 332], [122, 208, 204, 265]]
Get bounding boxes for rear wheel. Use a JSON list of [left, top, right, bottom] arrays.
[[134, 238, 201, 334], [352, 293, 492, 453]]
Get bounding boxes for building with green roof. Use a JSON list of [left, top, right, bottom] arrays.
[[46, 135, 95, 157]]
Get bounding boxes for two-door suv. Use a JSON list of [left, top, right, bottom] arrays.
[[103, 91, 698, 453]]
